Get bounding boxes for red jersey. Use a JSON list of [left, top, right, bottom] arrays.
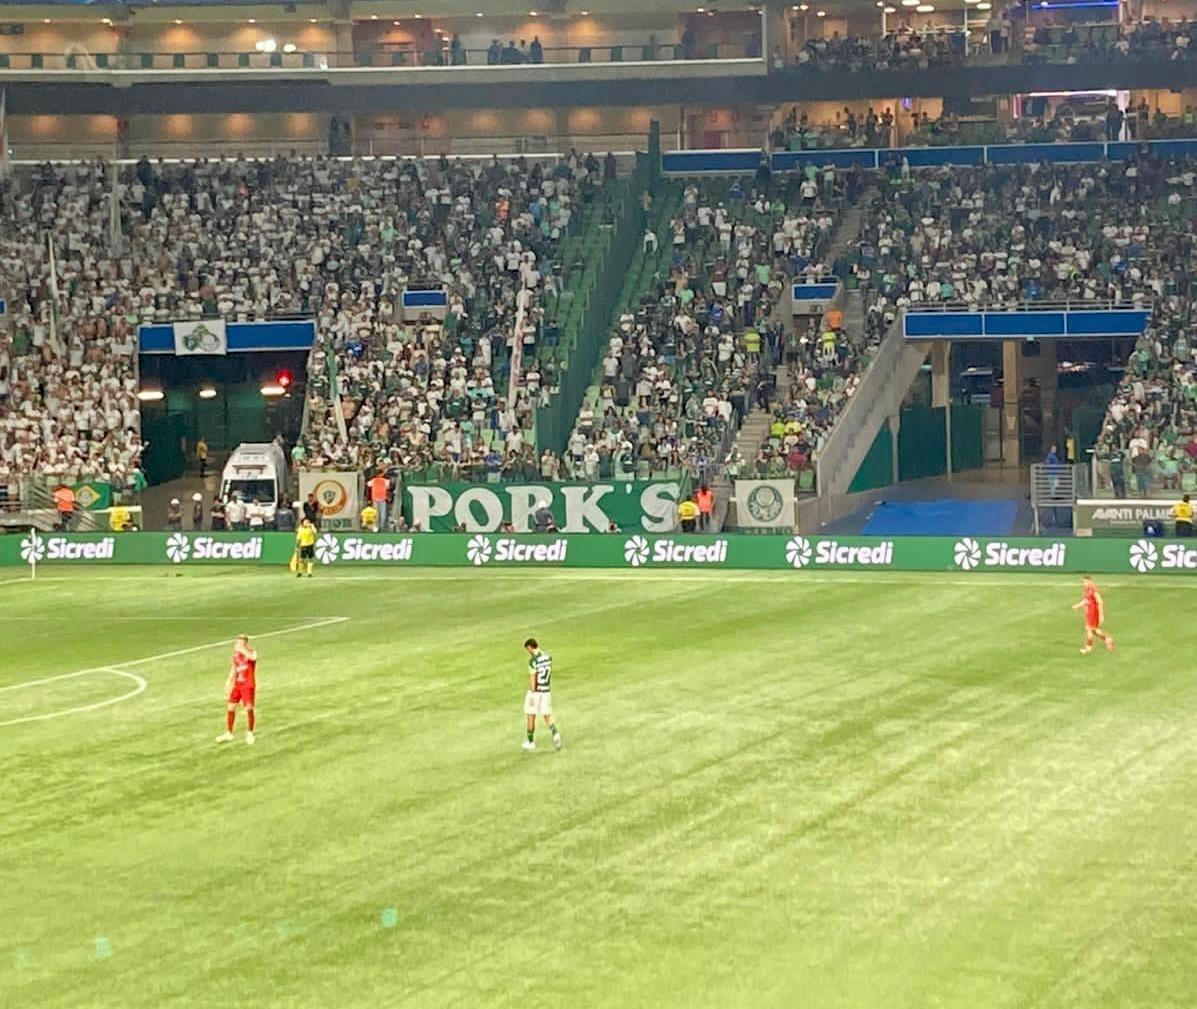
[[233, 650, 257, 688], [1083, 583, 1102, 624]]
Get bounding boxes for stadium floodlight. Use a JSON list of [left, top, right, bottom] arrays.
[[137, 388, 164, 402], [260, 384, 287, 398], [915, 3, 934, 10], [884, 5, 896, 10], [901, 0, 919, 6], [976, 1, 991, 8], [816, 9, 827, 15], [198, 386, 217, 400], [283, 43, 297, 53]]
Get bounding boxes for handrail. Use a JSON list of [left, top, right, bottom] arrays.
[[904, 300, 1147, 313]]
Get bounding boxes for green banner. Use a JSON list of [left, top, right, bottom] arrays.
[[3, 530, 1197, 575], [401, 481, 688, 533], [71, 481, 112, 511]]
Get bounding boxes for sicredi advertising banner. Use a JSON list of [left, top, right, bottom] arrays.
[[5, 532, 1197, 574]]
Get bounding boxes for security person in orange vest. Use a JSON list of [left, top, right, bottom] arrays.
[[53, 484, 76, 531], [695, 484, 715, 531]]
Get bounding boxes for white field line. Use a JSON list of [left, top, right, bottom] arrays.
[[0, 669, 147, 728], [0, 617, 350, 728]]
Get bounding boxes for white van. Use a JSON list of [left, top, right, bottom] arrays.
[[220, 443, 288, 522]]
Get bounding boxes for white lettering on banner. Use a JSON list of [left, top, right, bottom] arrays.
[[193, 536, 263, 561], [954, 538, 1067, 570], [984, 542, 1066, 568], [649, 539, 729, 565], [455, 487, 505, 530], [639, 483, 683, 533], [786, 536, 894, 569], [558, 485, 614, 533], [814, 541, 894, 566], [341, 538, 414, 563], [411, 483, 684, 533], [506, 485, 551, 532], [1162, 544, 1197, 569], [465, 535, 568, 564], [37, 536, 116, 561], [495, 538, 569, 563], [408, 486, 454, 530]]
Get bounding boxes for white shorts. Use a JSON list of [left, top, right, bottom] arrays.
[[524, 691, 553, 717]]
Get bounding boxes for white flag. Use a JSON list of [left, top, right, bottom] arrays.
[[46, 233, 63, 355], [173, 319, 228, 356]]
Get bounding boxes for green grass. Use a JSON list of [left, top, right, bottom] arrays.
[[2, 567, 1196, 1008]]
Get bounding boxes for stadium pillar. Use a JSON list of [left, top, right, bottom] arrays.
[[1001, 340, 1022, 467], [930, 342, 951, 408]]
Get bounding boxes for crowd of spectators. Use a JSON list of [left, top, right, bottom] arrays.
[[0, 151, 618, 501], [562, 175, 840, 482], [786, 15, 1197, 75], [296, 150, 615, 478], [794, 28, 965, 74], [0, 160, 149, 497]]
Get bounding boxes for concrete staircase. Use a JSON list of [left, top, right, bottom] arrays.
[[718, 191, 872, 528], [816, 321, 932, 498]]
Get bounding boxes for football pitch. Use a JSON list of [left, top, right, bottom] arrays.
[[2, 567, 1195, 1009]]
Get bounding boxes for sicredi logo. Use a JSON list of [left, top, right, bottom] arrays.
[[315, 534, 340, 565], [339, 537, 414, 563], [627, 538, 728, 566], [624, 536, 650, 567], [786, 536, 893, 569], [1129, 539, 1158, 573], [1129, 540, 1197, 572], [24, 534, 115, 563], [954, 538, 1067, 570], [166, 535, 263, 563], [466, 536, 568, 565]]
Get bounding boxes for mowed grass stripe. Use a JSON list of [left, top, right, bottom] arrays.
[[1, 570, 1193, 1009]]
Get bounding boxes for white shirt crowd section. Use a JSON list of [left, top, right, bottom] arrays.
[[0, 152, 608, 488]]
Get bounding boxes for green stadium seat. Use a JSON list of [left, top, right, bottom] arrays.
[[95, 53, 109, 69], [31, 54, 43, 69], [140, 53, 153, 69], [206, 53, 219, 68], [0, 55, 8, 68], [798, 470, 815, 493], [238, 53, 250, 68], [1183, 471, 1197, 493]]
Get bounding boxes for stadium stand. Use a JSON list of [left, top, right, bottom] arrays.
[[0, 153, 622, 502], [557, 173, 838, 483], [0, 162, 144, 497]]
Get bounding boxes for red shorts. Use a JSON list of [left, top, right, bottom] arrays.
[[1085, 607, 1101, 630], [228, 683, 255, 706]]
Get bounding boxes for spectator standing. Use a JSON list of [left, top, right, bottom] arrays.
[[678, 495, 700, 532], [226, 494, 247, 532], [302, 492, 322, 529], [210, 495, 227, 531], [695, 484, 715, 531], [54, 484, 76, 531], [196, 437, 209, 478], [1174, 494, 1194, 537], [192, 492, 204, 530], [247, 500, 266, 533], [366, 470, 391, 530], [167, 498, 183, 531], [361, 500, 380, 532]]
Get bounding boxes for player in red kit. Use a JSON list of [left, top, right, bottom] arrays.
[[1072, 576, 1115, 655], [217, 634, 257, 745]]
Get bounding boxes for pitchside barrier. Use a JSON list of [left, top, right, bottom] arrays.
[[4, 531, 1197, 575]]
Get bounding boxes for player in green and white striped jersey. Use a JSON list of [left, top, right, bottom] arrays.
[[522, 637, 562, 752]]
